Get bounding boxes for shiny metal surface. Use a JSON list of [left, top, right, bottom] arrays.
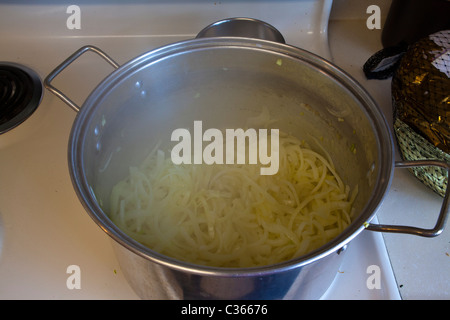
[[52, 37, 395, 299], [45, 21, 449, 299], [196, 17, 286, 43], [366, 160, 450, 237], [112, 239, 346, 299], [44, 46, 120, 112], [46, 34, 450, 298]]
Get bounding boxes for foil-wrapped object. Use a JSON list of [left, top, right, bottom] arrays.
[[392, 30, 450, 196]]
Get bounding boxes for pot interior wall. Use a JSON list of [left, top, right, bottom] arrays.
[[78, 41, 385, 246]]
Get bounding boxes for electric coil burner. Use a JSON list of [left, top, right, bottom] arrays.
[[0, 62, 43, 134], [5, 0, 448, 300]]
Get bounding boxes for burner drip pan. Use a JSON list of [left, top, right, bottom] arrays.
[[0, 62, 43, 134]]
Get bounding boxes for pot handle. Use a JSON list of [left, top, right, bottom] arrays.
[[196, 17, 286, 44], [44, 45, 120, 112], [366, 160, 450, 237]]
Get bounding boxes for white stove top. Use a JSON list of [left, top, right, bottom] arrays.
[[0, 0, 445, 300]]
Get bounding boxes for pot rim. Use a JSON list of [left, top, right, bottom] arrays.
[[68, 37, 395, 277]]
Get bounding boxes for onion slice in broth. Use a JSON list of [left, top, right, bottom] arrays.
[[108, 118, 357, 268]]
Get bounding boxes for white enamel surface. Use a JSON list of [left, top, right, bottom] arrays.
[[0, 0, 447, 299]]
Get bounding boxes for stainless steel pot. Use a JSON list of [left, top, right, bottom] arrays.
[[44, 19, 450, 299]]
